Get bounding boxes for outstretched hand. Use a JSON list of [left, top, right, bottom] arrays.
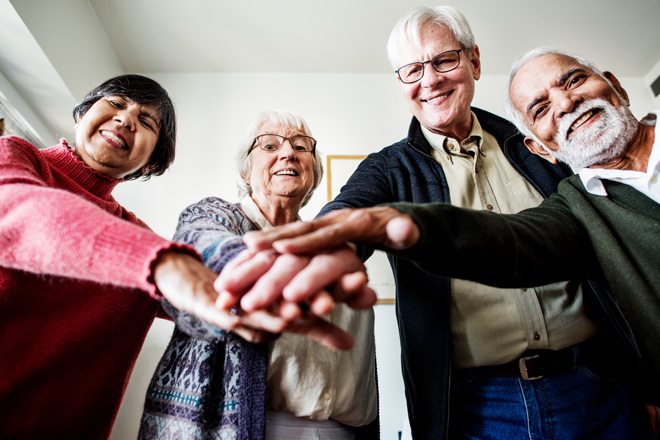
[[243, 206, 420, 254]]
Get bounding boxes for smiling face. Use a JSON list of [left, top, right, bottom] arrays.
[[74, 96, 160, 179], [396, 24, 481, 140], [510, 53, 638, 169], [247, 121, 314, 210]]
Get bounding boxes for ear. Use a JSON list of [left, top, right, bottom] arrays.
[[469, 45, 481, 81], [603, 71, 629, 105], [524, 137, 557, 164]]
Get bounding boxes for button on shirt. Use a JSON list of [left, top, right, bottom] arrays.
[[423, 113, 601, 368], [240, 197, 378, 426], [579, 111, 660, 204]]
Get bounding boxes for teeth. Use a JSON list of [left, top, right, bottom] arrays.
[[570, 111, 593, 132], [275, 170, 297, 176], [101, 130, 127, 148], [427, 93, 449, 102]]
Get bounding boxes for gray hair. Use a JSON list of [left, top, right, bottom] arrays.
[[504, 47, 604, 140], [386, 5, 476, 70], [236, 109, 324, 207]]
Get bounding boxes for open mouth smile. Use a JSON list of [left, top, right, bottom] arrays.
[[101, 130, 129, 150], [567, 108, 601, 135], [274, 169, 299, 176], [424, 90, 452, 103]]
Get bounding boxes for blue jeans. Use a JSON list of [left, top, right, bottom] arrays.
[[449, 355, 653, 439]]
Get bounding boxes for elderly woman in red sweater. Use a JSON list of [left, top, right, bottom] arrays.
[[0, 75, 247, 439]]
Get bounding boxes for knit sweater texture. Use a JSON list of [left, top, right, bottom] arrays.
[[139, 197, 268, 440], [0, 136, 185, 439], [139, 197, 380, 440]]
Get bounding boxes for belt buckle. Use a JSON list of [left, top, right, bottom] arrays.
[[519, 354, 542, 380]]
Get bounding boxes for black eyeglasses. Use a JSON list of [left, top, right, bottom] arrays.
[[395, 49, 462, 84], [250, 134, 317, 154]]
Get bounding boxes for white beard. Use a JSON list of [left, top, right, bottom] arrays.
[[551, 98, 638, 170]]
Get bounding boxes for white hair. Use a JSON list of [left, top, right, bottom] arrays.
[[386, 5, 475, 70], [236, 109, 324, 207]]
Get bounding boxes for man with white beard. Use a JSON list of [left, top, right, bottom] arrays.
[[238, 47, 660, 433]]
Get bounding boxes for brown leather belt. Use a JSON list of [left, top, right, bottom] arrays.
[[455, 345, 577, 381]]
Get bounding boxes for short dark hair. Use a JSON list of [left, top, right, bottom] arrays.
[[72, 74, 177, 181]]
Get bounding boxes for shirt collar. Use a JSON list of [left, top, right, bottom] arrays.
[[421, 112, 484, 159], [239, 195, 274, 230], [578, 110, 659, 196]]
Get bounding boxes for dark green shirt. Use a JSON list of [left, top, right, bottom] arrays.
[[391, 175, 660, 386]]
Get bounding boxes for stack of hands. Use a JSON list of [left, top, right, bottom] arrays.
[[154, 206, 418, 350], [212, 207, 419, 350]]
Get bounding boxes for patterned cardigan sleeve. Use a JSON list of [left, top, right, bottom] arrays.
[[161, 197, 258, 341]]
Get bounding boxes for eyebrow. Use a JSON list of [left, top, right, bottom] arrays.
[[141, 109, 161, 128], [524, 67, 588, 118], [122, 96, 161, 127]]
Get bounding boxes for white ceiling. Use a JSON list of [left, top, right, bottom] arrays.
[[1, 0, 660, 145]]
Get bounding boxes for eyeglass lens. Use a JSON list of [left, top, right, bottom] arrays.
[[255, 134, 315, 152], [398, 50, 461, 84]]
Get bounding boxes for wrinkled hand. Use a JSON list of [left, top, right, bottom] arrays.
[[153, 251, 242, 331], [233, 307, 357, 351], [213, 246, 376, 351], [152, 251, 296, 344], [225, 301, 355, 350], [215, 247, 377, 314], [153, 251, 364, 351], [243, 206, 420, 255]]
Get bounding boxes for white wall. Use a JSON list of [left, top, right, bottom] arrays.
[[109, 72, 656, 440], [645, 58, 660, 109]]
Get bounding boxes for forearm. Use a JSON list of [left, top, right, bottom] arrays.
[[164, 199, 251, 340], [0, 183, 176, 295], [388, 200, 597, 287]]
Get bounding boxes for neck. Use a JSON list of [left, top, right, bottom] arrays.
[[423, 116, 473, 143], [251, 195, 301, 226], [597, 123, 655, 172]]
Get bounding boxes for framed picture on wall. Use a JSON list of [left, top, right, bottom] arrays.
[[326, 155, 396, 305]]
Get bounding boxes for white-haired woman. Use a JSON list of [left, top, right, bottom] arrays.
[[139, 110, 378, 440]]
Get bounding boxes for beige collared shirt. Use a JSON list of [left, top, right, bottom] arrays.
[[422, 113, 601, 368], [240, 196, 378, 426]]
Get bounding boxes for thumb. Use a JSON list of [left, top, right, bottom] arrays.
[[385, 215, 419, 249]]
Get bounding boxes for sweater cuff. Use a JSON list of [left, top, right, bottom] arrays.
[[88, 222, 200, 299], [146, 242, 201, 299]]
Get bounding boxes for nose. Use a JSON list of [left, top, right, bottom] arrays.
[[278, 139, 298, 158], [114, 110, 136, 131], [550, 88, 581, 119], [420, 62, 443, 88]]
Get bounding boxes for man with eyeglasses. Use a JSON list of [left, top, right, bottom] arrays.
[[253, 6, 642, 440]]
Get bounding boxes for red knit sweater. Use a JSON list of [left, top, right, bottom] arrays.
[[0, 136, 182, 439]]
